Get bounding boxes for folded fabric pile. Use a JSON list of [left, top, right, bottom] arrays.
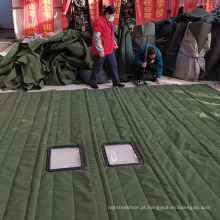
[[0, 30, 93, 90]]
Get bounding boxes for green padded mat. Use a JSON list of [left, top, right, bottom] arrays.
[[0, 84, 220, 220]]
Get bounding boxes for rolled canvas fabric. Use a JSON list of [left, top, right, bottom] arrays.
[[172, 22, 212, 81], [163, 23, 187, 76], [133, 22, 156, 46], [205, 25, 220, 81], [117, 26, 134, 81]]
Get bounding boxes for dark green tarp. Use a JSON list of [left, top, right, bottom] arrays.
[[153, 18, 180, 40], [205, 26, 220, 81], [0, 30, 93, 90], [115, 26, 134, 81], [0, 84, 219, 220], [77, 68, 110, 84], [163, 23, 187, 76]]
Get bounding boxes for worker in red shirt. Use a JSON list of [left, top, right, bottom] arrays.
[[89, 5, 125, 89]]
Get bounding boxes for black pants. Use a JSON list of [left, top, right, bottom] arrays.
[[90, 52, 120, 86], [134, 63, 157, 81]]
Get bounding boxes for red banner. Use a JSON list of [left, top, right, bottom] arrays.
[[183, 0, 198, 13], [24, 0, 39, 36], [142, 0, 156, 24], [38, 0, 54, 37], [135, 0, 143, 25], [113, 0, 121, 28], [155, 0, 168, 20], [62, 0, 71, 28], [102, 0, 113, 6], [88, 0, 100, 23], [203, 0, 214, 12], [171, 0, 180, 17]]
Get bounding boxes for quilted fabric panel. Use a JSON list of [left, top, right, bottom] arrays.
[[0, 85, 219, 220]]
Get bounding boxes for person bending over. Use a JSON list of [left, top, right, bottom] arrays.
[[134, 44, 163, 84]]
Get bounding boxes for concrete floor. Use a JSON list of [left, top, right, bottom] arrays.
[[0, 76, 219, 94], [37, 77, 220, 92]]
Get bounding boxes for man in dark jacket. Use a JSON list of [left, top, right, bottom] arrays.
[[134, 44, 163, 84]]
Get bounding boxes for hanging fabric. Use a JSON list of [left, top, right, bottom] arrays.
[[113, 0, 121, 28], [203, 0, 214, 13], [171, 0, 180, 17], [136, 0, 168, 25], [183, 0, 198, 13], [142, 0, 156, 24], [135, 0, 143, 25], [23, 0, 39, 36], [102, 0, 113, 6], [38, 0, 54, 37], [62, 0, 71, 28], [172, 22, 212, 81], [154, 0, 168, 20], [88, 0, 100, 23]]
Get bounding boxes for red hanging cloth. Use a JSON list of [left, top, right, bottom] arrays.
[[88, 0, 100, 23], [142, 0, 156, 24], [203, 0, 214, 12], [154, 0, 168, 21], [39, 0, 54, 37], [135, 0, 143, 25], [62, 0, 71, 28], [171, 0, 180, 17], [23, 0, 39, 36], [113, 0, 121, 28], [102, 0, 113, 7], [183, 0, 197, 13]]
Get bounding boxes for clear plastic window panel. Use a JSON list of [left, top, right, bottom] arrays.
[[47, 146, 84, 171], [103, 142, 142, 166]]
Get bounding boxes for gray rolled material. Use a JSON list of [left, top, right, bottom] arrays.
[[172, 22, 212, 81], [133, 22, 156, 46]]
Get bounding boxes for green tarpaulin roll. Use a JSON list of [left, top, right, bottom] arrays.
[[77, 68, 110, 84], [116, 26, 134, 81], [163, 23, 187, 76], [133, 22, 156, 46], [0, 30, 93, 90], [205, 26, 220, 81], [172, 22, 212, 81]]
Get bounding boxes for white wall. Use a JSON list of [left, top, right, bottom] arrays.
[[0, 0, 13, 29]]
